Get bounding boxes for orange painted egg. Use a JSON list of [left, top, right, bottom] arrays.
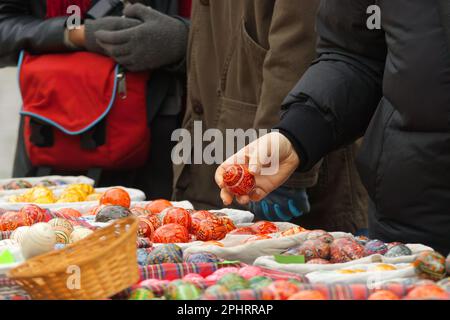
[[267, 280, 300, 300], [191, 210, 217, 221], [145, 199, 173, 214], [406, 285, 449, 300], [220, 216, 236, 232], [251, 221, 279, 235], [195, 219, 228, 241], [228, 227, 256, 236], [368, 290, 400, 300], [152, 223, 190, 243], [281, 226, 307, 237], [20, 204, 47, 223], [288, 290, 326, 300], [223, 165, 255, 196], [163, 207, 192, 230], [56, 208, 82, 218], [100, 188, 131, 208], [146, 213, 162, 230], [0, 211, 32, 231], [137, 216, 155, 239]]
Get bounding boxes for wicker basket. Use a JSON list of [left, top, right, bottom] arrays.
[[8, 217, 139, 300]]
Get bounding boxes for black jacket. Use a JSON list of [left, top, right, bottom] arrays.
[[276, 0, 450, 255], [0, 0, 185, 200]]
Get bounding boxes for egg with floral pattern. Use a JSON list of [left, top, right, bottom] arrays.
[[413, 251, 446, 281], [330, 238, 365, 263], [146, 244, 183, 264], [152, 224, 190, 243]]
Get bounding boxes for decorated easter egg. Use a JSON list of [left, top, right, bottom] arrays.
[[244, 234, 272, 243], [184, 252, 220, 264], [220, 217, 236, 232], [100, 188, 131, 208], [191, 210, 217, 221], [249, 276, 273, 290], [35, 179, 57, 187], [238, 266, 263, 279], [0, 211, 32, 231], [413, 251, 446, 281], [305, 230, 334, 244], [218, 273, 249, 291], [2, 179, 32, 190], [56, 208, 82, 218], [69, 228, 93, 243], [145, 199, 173, 214], [281, 226, 307, 237], [437, 278, 450, 292], [95, 205, 132, 222], [20, 204, 46, 223], [206, 267, 240, 282], [330, 238, 366, 263], [49, 218, 74, 244], [163, 207, 192, 230], [355, 236, 369, 246], [129, 288, 155, 300], [307, 258, 331, 264], [446, 253, 450, 275], [228, 227, 256, 235], [267, 280, 300, 300], [223, 164, 255, 196], [368, 290, 400, 300], [288, 290, 326, 300], [284, 240, 331, 262], [21, 223, 56, 259], [385, 244, 413, 258], [364, 239, 388, 256], [251, 221, 279, 235], [183, 273, 204, 284], [204, 285, 230, 296], [130, 207, 150, 217], [10, 226, 31, 245], [146, 244, 183, 264], [152, 224, 190, 243], [146, 213, 162, 230], [195, 219, 228, 241], [406, 285, 449, 300], [137, 216, 155, 239], [166, 281, 201, 300], [387, 242, 404, 249], [137, 248, 150, 266]]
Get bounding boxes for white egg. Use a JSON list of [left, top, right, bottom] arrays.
[[10, 226, 31, 245], [21, 223, 56, 259]]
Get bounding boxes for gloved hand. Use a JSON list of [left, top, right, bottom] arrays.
[[84, 16, 142, 54], [249, 186, 311, 222], [94, 3, 188, 71]]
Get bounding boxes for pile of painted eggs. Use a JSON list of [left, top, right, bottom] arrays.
[[0, 179, 68, 191]]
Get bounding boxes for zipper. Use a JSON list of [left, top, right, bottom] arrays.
[[117, 67, 127, 99]]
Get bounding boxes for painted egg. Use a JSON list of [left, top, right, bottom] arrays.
[[137, 216, 155, 239], [223, 164, 255, 196], [129, 288, 155, 300], [368, 290, 400, 300], [206, 267, 240, 282], [387, 242, 404, 249], [307, 258, 331, 264], [305, 230, 334, 244], [94, 205, 132, 222], [146, 244, 183, 264], [446, 253, 450, 275], [267, 280, 300, 300], [145, 199, 173, 214], [217, 273, 249, 291], [2, 180, 32, 190], [184, 252, 220, 264], [137, 248, 150, 266], [146, 213, 162, 230], [406, 285, 449, 300], [166, 281, 202, 300], [355, 235, 369, 246], [100, 188, 131, 208], [288, 290, 326, 300], [152, 224, 190, 243], [249, 276, 273, 290], [330, 238, 366, 263], [385, 244, 413, 258], [20, 204, 46, 223], [238, 266, 263, 279], [204, 285, 230, 296], [163, 207, 192, 230], [182, 273, 204, 284], [281, 226, 307, 237], [49, 218, 74, 244], [251, 221, 279, 235], [284, 240, 331, 261], [69, 228, 93, 243], [244, 234, 272, 243], [10, 226, 31, 245], [35, 179, 57, 187], [130, 207, 150, 217], [413, 251, 446, 281], [364, 239, 388, 256], [228, 227, 256, 235], [195, 219, 228, 241], [191, 210, 217, 221], [21, 223, 56, 259], [56, 208, 82, 218], [438, 278, 450, 292], [0, 211, 32, 231], [220, 216, 236, 232]]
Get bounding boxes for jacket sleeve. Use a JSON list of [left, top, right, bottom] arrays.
[[275, 0, 387, 171], [0, 0, 69, 67]]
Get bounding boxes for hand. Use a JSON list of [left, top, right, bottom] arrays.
[[84, 16, 142, 54], [249, 186, 310, 222], [215, 132, 301, 206], [94, 3, 188, 71], [68, 26, 86, 48]]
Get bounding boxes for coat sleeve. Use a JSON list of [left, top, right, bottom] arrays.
[[275, 0, 387, 171], [0, 0, 68, 67]]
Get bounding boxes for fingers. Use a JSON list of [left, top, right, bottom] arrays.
[[99, 17, 142, 31], [96, 41, 131, 57], [220, 188, 234, 206], [215, 166, 226, 189], [124, 3, 156, 21]]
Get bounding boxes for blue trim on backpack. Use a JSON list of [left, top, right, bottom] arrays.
[[17, 50, 119, 136]]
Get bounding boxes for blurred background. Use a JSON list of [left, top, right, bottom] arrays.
[[0, 68, 21, 179]]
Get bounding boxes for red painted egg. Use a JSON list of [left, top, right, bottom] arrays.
[[368, 290, 400, 300], [146, 213, 162, 230], [251, 221, 279, 235], [20, 204, 47, 223], [145, 199, 172, 214], [56, 208, 82, 218], [163, 207, 192, 230], [267, 280, 300, 300], [330, 238, 366, 263], [0, 211, 32, 231], [228, 227, 256, 235], [137, 216, 155, 239], [223, 165, 255, 196], [195, 219, 228, 241], [100, 188, 131, 208], [152, 223, 190, 243], [191, 210, 217, 221], [406, 285, 449, 300], [288, 290, 326, 300], [221, 216, 236, 232]]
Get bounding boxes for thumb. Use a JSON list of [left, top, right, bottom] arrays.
[[124, 3, 156, 21]]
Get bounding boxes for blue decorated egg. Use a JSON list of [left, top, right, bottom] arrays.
[[184, 252, 220, 264], [384, 244, 412, 258], [146, 244, 183, 265], [364, 239, 388, 256]]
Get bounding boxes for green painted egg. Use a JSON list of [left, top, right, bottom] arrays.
[[204, 285, 230, 296], [413, 251, 446, 281], [129, 288, 155, 300], [249, 276, 273, 290], [166, 281, 202, 300], [217, 273, 249, 291]]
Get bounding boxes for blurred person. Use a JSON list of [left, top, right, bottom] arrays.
[[174, 0, 368, 233], [0, 0, 191, 199]]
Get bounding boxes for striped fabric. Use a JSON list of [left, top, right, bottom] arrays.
[[0, 276, 30, 300], [0, 231, 12, 240]]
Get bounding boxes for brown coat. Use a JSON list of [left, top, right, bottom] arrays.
[[174, 0, 368, 232]]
